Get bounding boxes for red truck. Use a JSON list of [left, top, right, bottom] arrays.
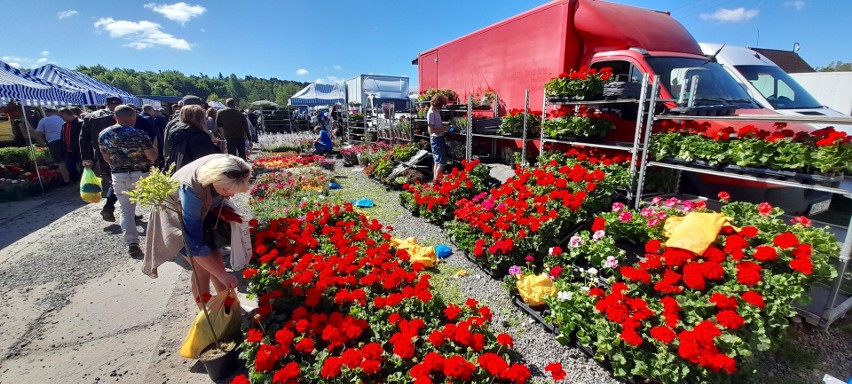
[[415, 0, 829, 215]]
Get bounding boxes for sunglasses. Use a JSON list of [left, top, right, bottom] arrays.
[[223, 169, 250, 179]]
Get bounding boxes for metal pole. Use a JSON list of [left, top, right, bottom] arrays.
[[540, 93, 547, 150], [521, 89, 529, 167], [634, 76, 659, 210], [20, 99, 45, 194], [821, 226, 852, 329], [466, 95, 473, 162], [627, 73, 650, 202]]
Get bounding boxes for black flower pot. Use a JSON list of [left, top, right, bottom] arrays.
[[199, 343, 239, 381]]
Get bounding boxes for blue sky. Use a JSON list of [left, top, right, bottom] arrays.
[[2, 0, 850, 90]]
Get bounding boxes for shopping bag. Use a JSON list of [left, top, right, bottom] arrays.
[[229, 220, 252, 271], [516, 273, 556, 307], [80, 167, 102, 203], [179, 289, 241, 359]]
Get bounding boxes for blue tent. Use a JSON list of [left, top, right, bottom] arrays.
[[288, 82, 345, 106], [29, 64, 141, 106], [0, 61, 88, 105]]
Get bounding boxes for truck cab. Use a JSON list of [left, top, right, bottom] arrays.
[[698, 43, 852, 133]]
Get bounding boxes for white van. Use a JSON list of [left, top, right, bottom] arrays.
[[699, 43, 851, 133]]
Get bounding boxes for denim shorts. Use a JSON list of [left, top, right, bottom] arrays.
[[430, 136, 447, 165]]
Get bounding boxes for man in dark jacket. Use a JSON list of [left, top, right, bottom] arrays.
[[216, 98, 251, 159], [141, 104, 167, 167], [81, 96, 122, 222], [59, 107, 82, 183]]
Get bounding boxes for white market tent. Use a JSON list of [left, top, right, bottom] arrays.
[[288, 83, 345, 106], [250, 99, 278, 107], [28, 64, 142, 106]]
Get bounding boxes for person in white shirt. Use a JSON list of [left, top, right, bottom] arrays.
[[36, 108, 71, 181]]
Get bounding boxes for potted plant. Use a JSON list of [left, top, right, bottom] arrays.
[[542, 106, 615, 140], [499, 109, 541, 137], [543, 67, 613, 101]]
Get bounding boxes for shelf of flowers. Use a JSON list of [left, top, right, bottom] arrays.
[[650, 121, 852, 184], [0, 146, 65, 202], [343, 141, 432, 190]]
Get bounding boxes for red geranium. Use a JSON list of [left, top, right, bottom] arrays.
[[544, 362, 567, 380], [736, 261, 763, 286]]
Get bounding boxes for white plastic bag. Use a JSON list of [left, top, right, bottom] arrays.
[[229, 220, 252, 271]]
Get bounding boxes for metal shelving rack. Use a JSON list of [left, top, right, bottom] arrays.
[[539, 73, 656, 201], [631, 78, 852, 329]]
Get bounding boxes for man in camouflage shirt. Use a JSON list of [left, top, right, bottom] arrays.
[[98, 105, 157, 259]]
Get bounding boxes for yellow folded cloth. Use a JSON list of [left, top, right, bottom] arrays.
[[517, 273, 556, 307], [664, 212, 736, 255], [391, 237, 437, 267]]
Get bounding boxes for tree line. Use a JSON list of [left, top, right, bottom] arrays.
[[75, 65, 309, 107]]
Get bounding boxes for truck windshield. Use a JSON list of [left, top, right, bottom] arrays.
[[733, 65, 823, 109], [646, 57, 758, 109]]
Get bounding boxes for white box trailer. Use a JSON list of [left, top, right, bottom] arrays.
[[789, 72, 852, 116], [344, 75, 411, 115]]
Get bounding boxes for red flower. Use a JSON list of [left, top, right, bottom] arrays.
[[255, 344, 282, 372], [246, 328, 263, 343], [757, 202, 773, 216], [724, 235, 749, 254], [465, 298, 479, 309], [544, 362, 567, 380], [393, 341, 415, 359], [718, 191, 730, 203], [736, 261, 763, 286], [503, 364, 532, 384], [443, 304, 462, 321], [360, 359, 382, 375], [497, 333, 514, 348], [342, 348, 362, 368], [716, 310, 745, 329], [273, 362, 301, 383], [620, 328, 643, 346], [739, 226, 759, 238], [550, 265, 564, 278], [709, 293, 738, 310], [294, 337, 315, 353], [645, 239, 663, 254], [773, 232, 800, 249], [443, 355, 476, 381], [320, 356, 343, 378], [591, 217, 606, 232], [741, 291, 765, 308], [753, 246, 778, 262], [428, 330, 446, 347], [790, 257, 813, 275], [650, 326, 677, 344], [231, 375, 250, 384]]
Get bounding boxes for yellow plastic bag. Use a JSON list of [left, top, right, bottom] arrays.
[[664, 212, 731, 255], [516, 273, 556, 307], [79, 167, 102, 204], [391, 237, 437, 267], [179, 290, 241, 359]]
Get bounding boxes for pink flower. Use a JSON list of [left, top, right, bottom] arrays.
[[612, 202, 625, 212], [651, 196, 663, 205], [665, 197, 679, 207], [525, 255, 535, 263], [648, 218, 660, 227], [619, 211, 633, 222], [640, 208, 655, 218], [681, 200, 696, 212]]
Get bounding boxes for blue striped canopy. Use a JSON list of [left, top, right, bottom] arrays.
[[29, 64, 142, 106], [0, 60, 88, 106], [288, 82, 345, 106]]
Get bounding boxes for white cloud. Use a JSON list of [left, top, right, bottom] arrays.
[[200, 28, 205, 32], [40, 51, 50, 56], [333, 65, 342, 70], [94, 17, 191, 50], [2, 55, 52, 69], [296, 68, 309, 75], [144, 2, 206, 24], [784, 1, 806, 10], [700, 7, 759, 23], [57, 10, 78, 19], [315, 76, 343, 84]]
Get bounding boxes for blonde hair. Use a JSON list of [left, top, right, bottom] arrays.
[[196, 155, 252, 193], [431, 94, 448, 107], [180, 105, 207, 131]]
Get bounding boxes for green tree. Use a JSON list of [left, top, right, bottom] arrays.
[[817, 61, 852, 72]]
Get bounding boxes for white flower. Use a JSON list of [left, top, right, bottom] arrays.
[[557, 291, 573, 301], [587, 267, 598, 276], [569, 236, 585, 248], [580, 286, 590, 292], [592, 230, 606, 241], [548, 247, 555, 256]]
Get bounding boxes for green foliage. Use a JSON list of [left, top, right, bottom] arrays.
[[126, 165, 179, 210], [0, 146, 51, 168], [75, 65, 309, 107], [817, 61, 852, 72]]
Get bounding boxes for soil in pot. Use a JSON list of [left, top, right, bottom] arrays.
[[199, 339, 239, 381]]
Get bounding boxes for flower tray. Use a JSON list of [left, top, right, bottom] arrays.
[[689, 159, 725, 171], [797, 171, 844, 185], [511, 295, 558, 334], [762, 168, 798, 181], [462, 251, 507, 280], [724, 164, 767, 177]]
